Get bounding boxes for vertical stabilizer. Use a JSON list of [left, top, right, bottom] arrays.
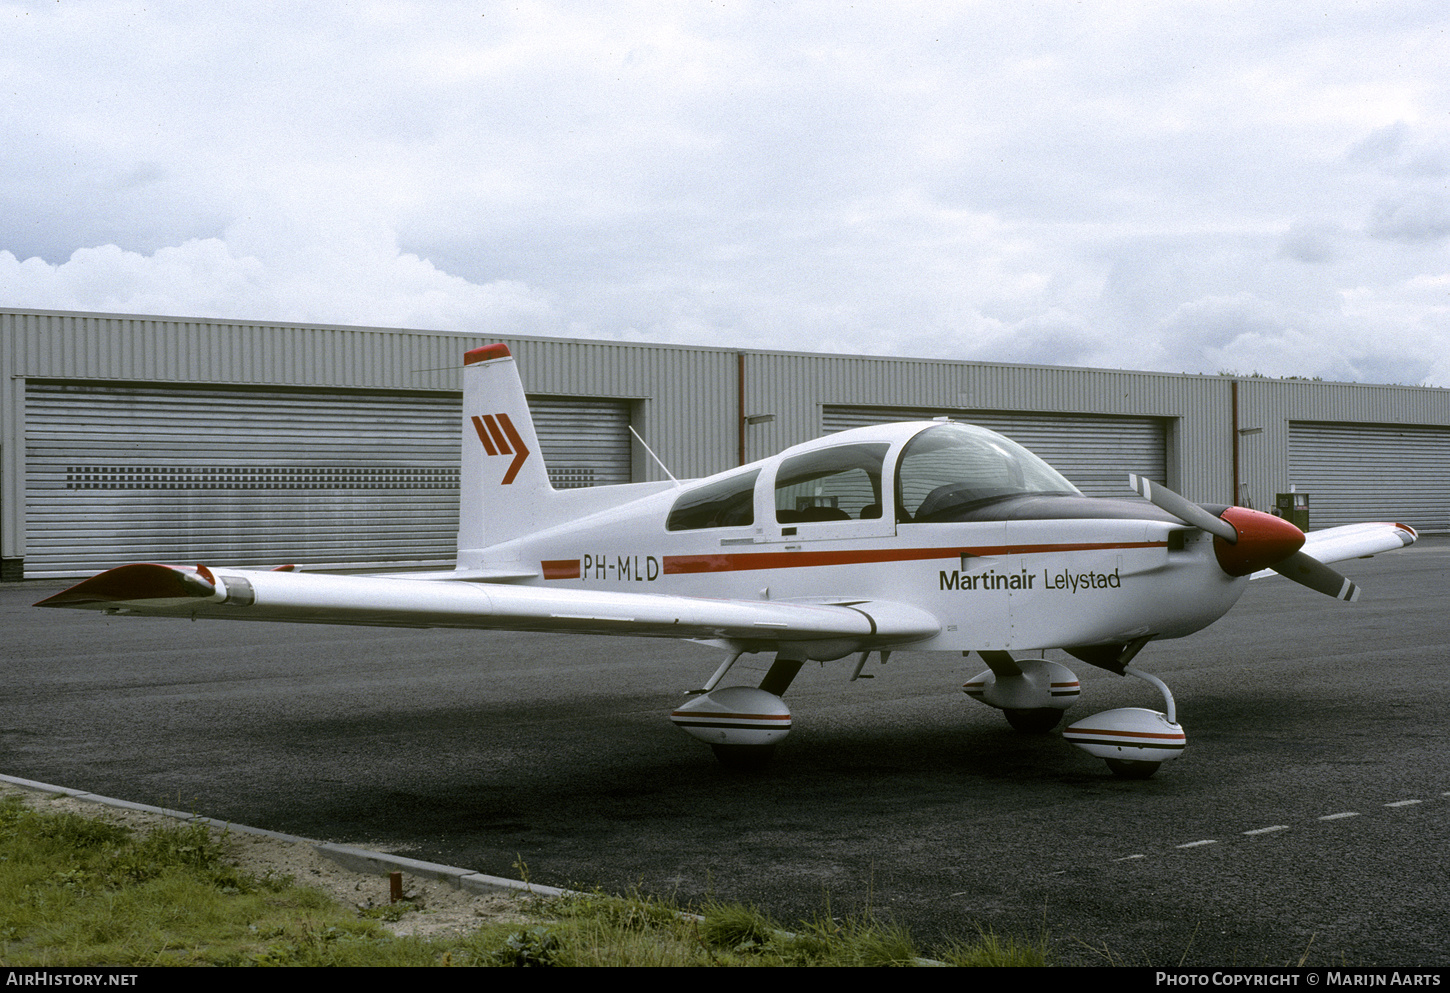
[[457, 344, 555, 562]]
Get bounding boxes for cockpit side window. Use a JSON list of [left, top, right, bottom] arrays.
[[666, 469, 760, 531], [896, 423, 1079, 523], [774, 443, 890, 523]]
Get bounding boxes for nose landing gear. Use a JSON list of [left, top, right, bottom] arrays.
[[966, 648, 1187, 779], [1063, 667, 1186, 779]]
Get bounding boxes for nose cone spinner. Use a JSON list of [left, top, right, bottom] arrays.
[[1212, 507, 1305, 577]]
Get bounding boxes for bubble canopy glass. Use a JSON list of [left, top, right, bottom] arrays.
[[895, 422, 1081, 522]]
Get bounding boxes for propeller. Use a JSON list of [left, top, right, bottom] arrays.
[[1268, 549, 1360, 601], [1128, 474, 1360, 601]]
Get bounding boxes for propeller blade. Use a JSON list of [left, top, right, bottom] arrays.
[[1128, 474, 1238, 543], [1270, 550, 1360, 602]]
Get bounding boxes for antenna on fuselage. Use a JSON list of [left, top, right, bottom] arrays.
[[629, 425, 681, 487]]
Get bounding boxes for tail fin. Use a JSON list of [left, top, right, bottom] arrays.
[[457, 344, 556, 560], [456, 343, 680, 569]]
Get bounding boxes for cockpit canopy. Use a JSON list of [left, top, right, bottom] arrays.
[[896, 422, 1080, 522], [664, 420, 1082, 531]]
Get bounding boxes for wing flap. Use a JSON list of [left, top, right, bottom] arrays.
[[36, 563, 940, 650]]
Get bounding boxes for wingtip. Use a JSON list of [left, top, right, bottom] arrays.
[[33, 563, 212, 608]]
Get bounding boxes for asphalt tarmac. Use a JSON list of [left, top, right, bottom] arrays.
[[4, 538, 1448, 966]]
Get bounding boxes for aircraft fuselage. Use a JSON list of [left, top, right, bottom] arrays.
[[487, 491, 1242, 654]]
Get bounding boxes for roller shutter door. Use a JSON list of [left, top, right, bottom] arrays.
[[24, 383, 632, 576], [1288, 422, 1450, 533], [529, 396, 633, 490], [823, 407, 1168, 498]]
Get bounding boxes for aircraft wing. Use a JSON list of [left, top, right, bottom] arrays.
[[1250, 521, 1418, 580], [34, 563, 940, 651]]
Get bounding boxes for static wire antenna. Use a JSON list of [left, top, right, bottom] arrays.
[[629, 425, 680, 486]]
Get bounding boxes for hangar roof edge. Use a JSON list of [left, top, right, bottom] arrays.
[[2, 306, 1444, 394]]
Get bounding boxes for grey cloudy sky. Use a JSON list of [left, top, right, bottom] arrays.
[[3, 1, 1449, 385]]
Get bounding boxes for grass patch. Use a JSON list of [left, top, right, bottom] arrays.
[[0, 791, 1049, 966], [0, 793, 387, 966]]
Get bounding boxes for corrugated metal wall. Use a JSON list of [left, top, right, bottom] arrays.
[[1235, 377, 1450, 528], [25, 382, 463, 573]]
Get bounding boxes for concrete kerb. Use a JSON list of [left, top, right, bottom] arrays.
[[316, 843, 568, 899], [0, 773, 564, 900]]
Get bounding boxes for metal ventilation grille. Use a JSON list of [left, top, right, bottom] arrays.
[[63, 466, 459, 490]]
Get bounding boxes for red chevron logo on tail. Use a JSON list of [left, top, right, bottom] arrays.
[[471, 413, 531, 484]]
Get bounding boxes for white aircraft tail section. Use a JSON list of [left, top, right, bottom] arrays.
[[457, 344, 556, 557], [456, 343, 679, 569]]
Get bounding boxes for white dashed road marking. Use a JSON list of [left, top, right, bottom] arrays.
[[1111, 791, 1441, 862]]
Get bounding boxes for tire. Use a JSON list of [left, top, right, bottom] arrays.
[[711, 743, 776, 771], [1105, 758, 1161, 780], [1004, 708, 1064, 733]]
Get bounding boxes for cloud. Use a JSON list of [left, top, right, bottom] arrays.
[[1157, 286, 1446, 386], [1278, 222, 1343, 264], [1346, 121, 1410, 165], [1365, 192, 1450, 243], [0, 212, 559, 333], [1346, 120, 1450, 178], [3, 3, 1450, 386]]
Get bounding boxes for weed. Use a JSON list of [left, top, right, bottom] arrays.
[[701, 899, 777, 952], [940, 927, 1050, 967], [486, 926, 562, 967], [361, 902, 414, 923]]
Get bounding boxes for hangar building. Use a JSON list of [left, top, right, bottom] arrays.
[[2, 307, 1447, 580]]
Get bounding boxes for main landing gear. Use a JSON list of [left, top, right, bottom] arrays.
[[671, 644, 1189, 778], [670, 649, 806, 770], [965, 648, 1187, 778]]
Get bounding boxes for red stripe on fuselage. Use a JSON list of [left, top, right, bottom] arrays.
[[661, 541, 1165, 575], [542, 559, 582, 580]]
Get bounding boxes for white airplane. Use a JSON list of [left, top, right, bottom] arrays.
[[36, 343, 1419, 778]]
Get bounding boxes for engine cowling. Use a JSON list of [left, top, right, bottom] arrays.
[[670, 687, 792, 747]]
